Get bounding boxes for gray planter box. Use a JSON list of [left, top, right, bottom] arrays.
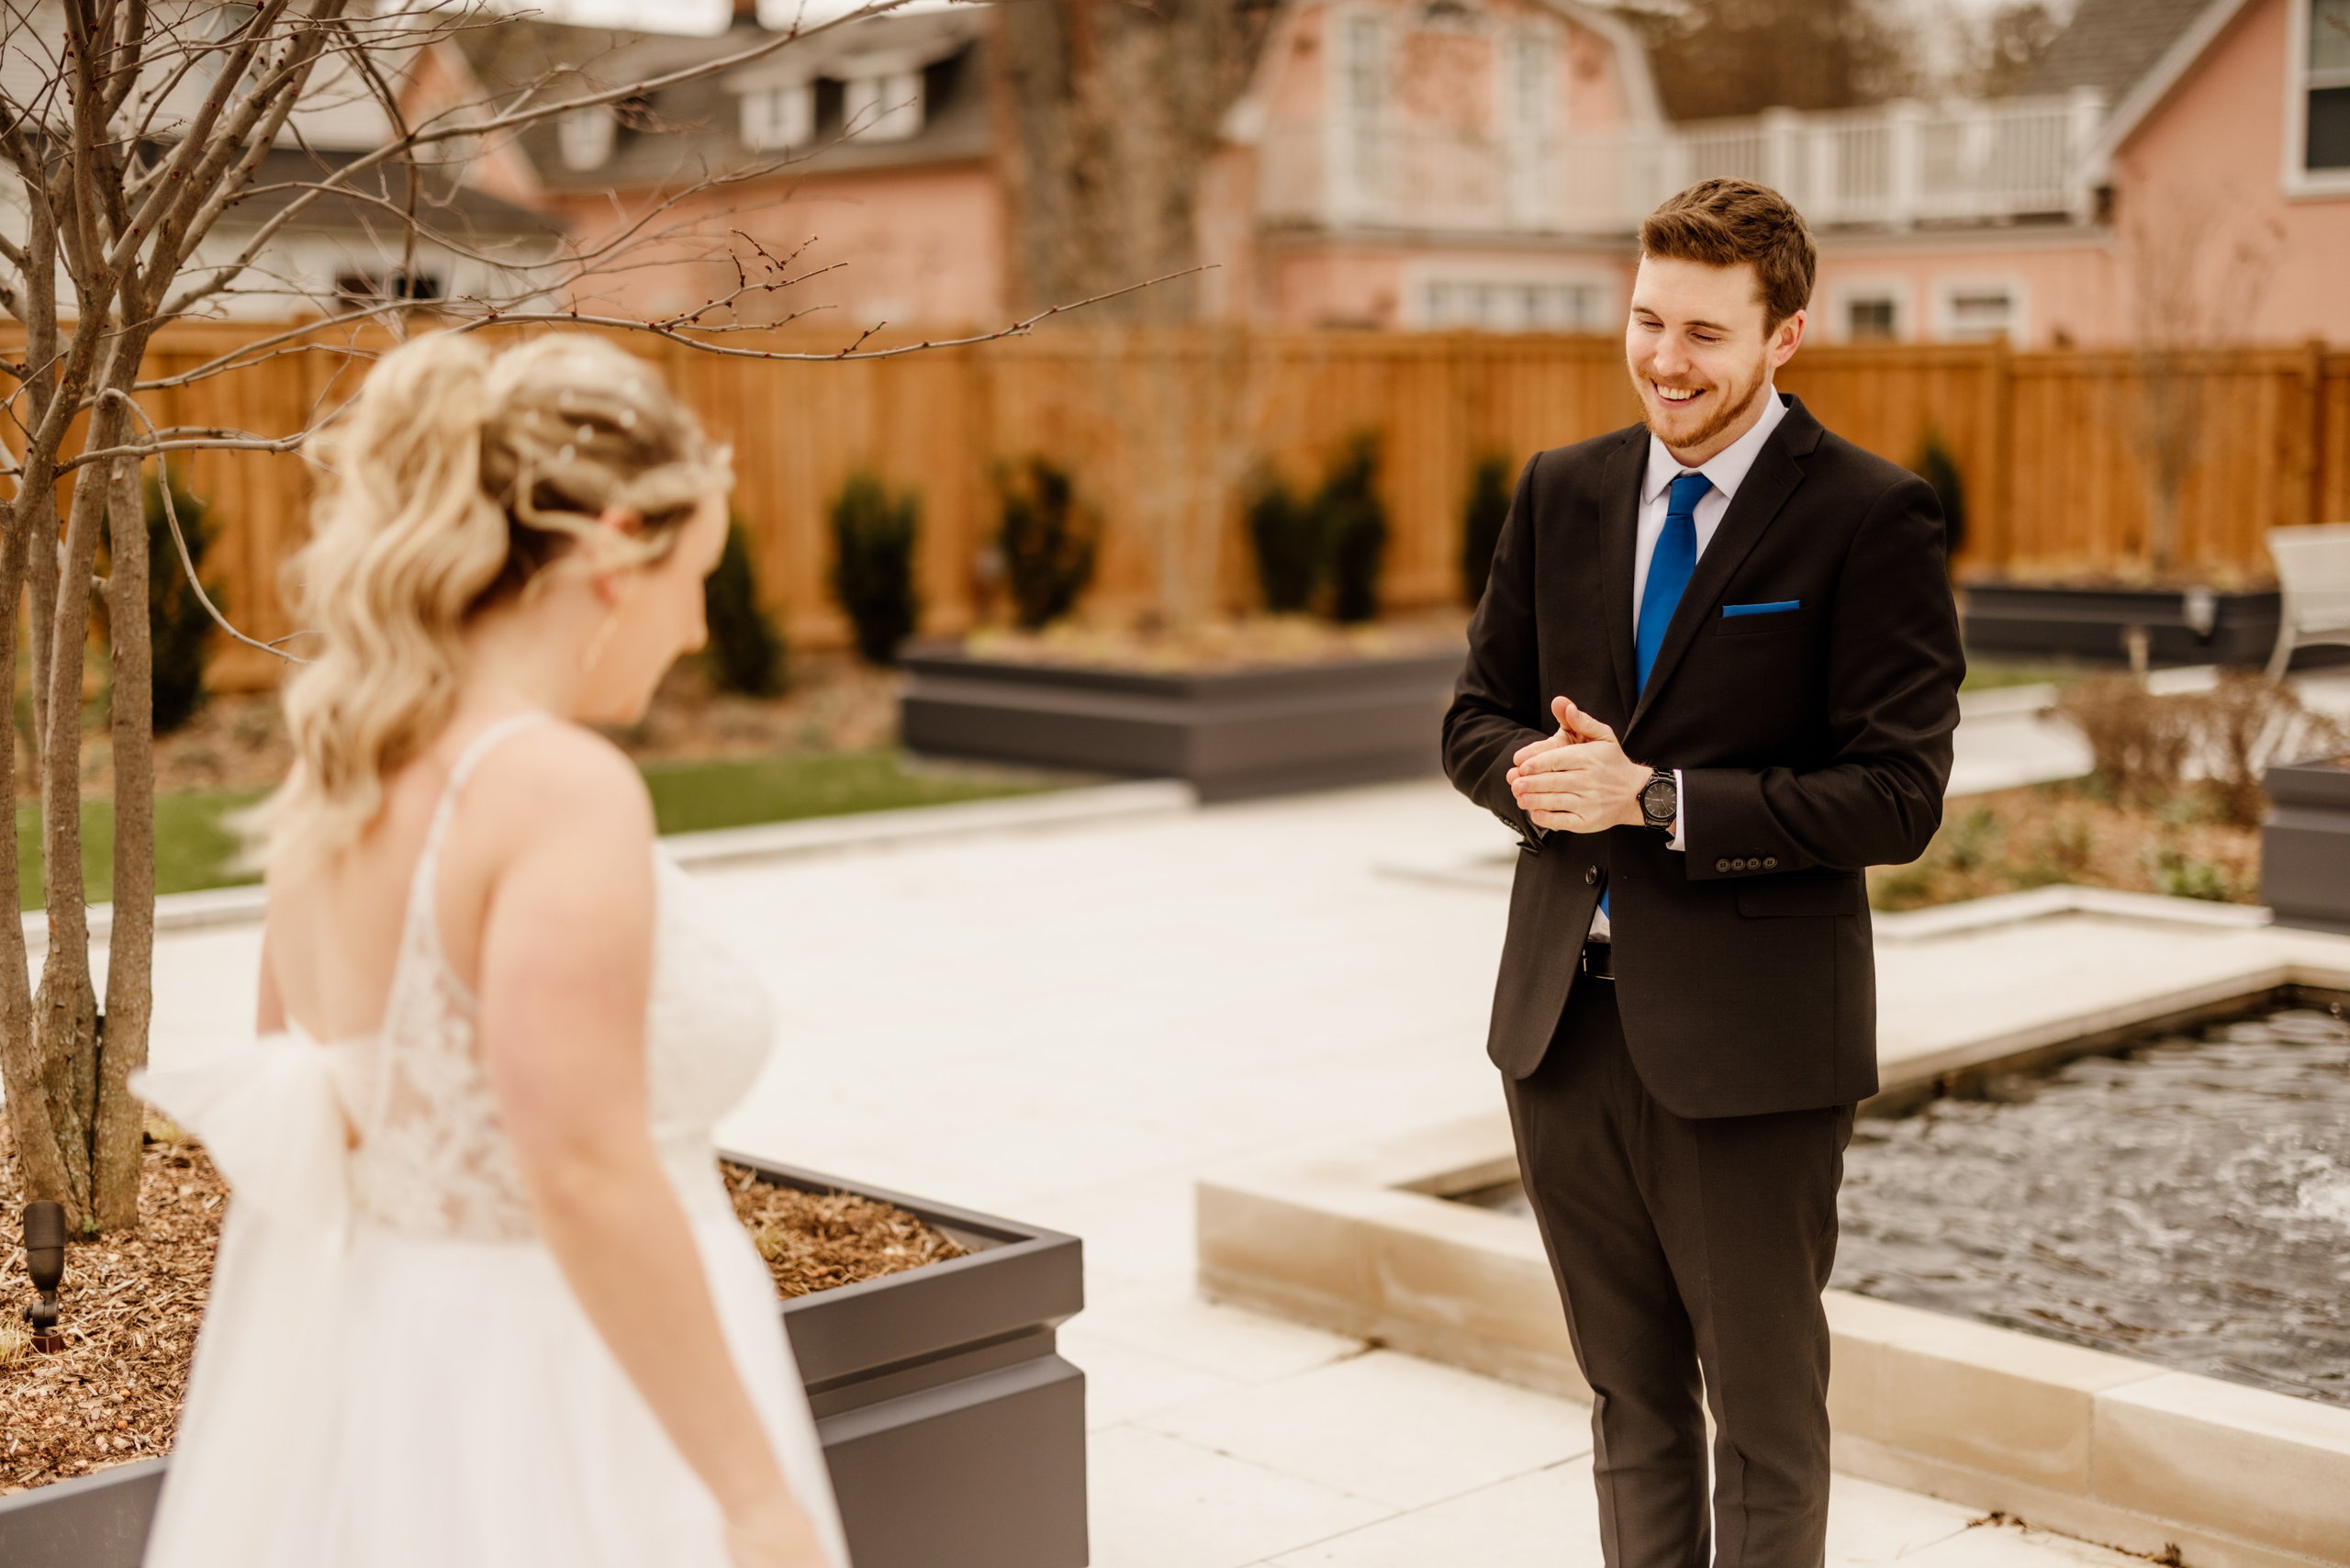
[[0, 1155, 1086, 1568], [2262, 756, 2350, 936], [900, 644, 1466, 801], [1962, 582, 2291, 667]]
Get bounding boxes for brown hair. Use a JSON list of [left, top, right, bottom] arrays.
[[1639, 179, 1817, 333]]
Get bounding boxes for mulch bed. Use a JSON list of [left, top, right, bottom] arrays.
[[960, 610, 1470, 672], [1, 1125, 964, 1496], [1867, 779, 2263, 912], [722, 1162, 967, 1297], [1, 1119, 222, 1494]]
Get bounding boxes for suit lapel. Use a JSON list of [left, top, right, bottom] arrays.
[[1624, 405, 1814, 739], [1597, 433, 1642, 721]]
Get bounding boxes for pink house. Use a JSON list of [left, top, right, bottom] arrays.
[[437, 0, 2348, 349], [1800, 0, 2350, 349]]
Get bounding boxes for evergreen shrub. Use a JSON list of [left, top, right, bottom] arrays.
[[703, 516, 787, 696], [828, 471, 922, 665], [1246, 467, 1320, 614], [1460, 454, 1513, 607], [996, 458, 1098, 630], [1912, 427, 1966, 561], [146, 468, 222, 734], [1318, 432, 1387, 624]]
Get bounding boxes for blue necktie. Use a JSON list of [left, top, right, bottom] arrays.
[[1604, 471, 1711, 923], [1637, 473, 1712, 694]]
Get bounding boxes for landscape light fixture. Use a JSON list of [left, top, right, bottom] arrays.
[[22, 1199, 66, 1353]]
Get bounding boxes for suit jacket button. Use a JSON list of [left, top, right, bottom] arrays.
[[1583, 866, 1598, 885], [1764, 857, 1778, 869], [1715, 858, 1730, 872]]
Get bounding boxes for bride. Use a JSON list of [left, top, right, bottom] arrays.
[[134, 334, 846, 1568]]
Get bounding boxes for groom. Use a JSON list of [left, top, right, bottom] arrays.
[[1442, 179, 1963, 1567]]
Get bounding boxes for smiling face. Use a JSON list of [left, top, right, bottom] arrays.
[[576, 493, 730, 726], [1625, 253, 1806, 465]]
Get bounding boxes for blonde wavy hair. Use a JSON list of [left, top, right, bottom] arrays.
[[252, 332, 732, 871]]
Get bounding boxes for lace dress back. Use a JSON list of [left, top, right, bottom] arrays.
[[330, 711, 776, 1240], [136, 711, 844, 1568]]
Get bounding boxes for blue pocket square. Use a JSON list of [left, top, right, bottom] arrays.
[[1721, 600, 1801, 618]]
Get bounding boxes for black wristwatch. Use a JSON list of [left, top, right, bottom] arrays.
[[1638, 768, 1677, 833]]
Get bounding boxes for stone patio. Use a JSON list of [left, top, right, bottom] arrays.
[[118, 768, 2206, 1568]]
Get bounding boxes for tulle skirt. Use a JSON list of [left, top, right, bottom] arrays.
[[142, 1187, 849, 1567]]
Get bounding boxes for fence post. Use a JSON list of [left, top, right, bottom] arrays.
[[1985, 334, 2012, 575], [2311, 339, 2333, 533]]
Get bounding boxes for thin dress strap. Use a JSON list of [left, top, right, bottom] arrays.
[[362, 711, 555, 1132]]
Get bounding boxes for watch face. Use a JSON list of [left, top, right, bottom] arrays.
[[1641, 778, 1674, 823]]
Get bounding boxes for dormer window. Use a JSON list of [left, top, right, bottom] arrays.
[[559, 105, 616, 171], [843, 61, 923, 141], [742, 82, 815, 151]]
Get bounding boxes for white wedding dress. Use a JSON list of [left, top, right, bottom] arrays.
[[133, 713, 850, 1567]]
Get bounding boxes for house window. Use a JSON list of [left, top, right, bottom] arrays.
[[844, 71, 923, 141], [2308, 0, 2350, 169], [1847, 296, 1898, 341], [1938, 282, 2021, 341], [1343, 17, 1384, 118], [336, 270, 442, 304], [558, 105, 617, 172], [741, 83, 814, 151], [1423, 278, 1604, 332], [1506, 28, 1550, 140]]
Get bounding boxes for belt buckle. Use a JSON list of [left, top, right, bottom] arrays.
[[1581, 942, 1614, 980]]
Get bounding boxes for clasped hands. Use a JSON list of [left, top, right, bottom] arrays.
[[1506, 696, 1653, 834]]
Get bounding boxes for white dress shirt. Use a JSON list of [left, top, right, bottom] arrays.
[[1588, 385, 1790, 942]]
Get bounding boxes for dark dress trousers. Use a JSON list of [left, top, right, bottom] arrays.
[[1442, 395, 1963, 1568]]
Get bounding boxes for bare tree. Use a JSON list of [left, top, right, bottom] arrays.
[[0, 0, 1164, 1233], [993, 0, 1269, 325], [2115, 181, 2282, 577]]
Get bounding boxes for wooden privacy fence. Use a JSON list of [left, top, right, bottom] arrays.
[[14, 322, 2349, 687]]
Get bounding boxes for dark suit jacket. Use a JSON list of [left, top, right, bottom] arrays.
[[1443, 395, 1963, 1118]]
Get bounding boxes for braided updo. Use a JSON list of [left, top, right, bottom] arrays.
[[253, 331, 732, 868]]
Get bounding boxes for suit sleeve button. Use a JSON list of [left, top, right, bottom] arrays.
[[1715, 858, 1730, 872], [1763, 857, 1778, 869], [1583, 866, 1599, 885]]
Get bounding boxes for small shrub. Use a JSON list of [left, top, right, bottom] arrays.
[[828, 472, 921, 666], [1911, 426, 1966, 561], [2195, 669, 2346, 827], [1460, 454, 1513, 608], [996, 458, 1099, 631], [703, 517, 787, 697], [2145, 845, 2239, 902], [1318, 432, 1387, 625], [146, 468, 222, 734], [2053, 676, 2199, 807], [1246, 467, 1320, 614], [1942, 805, 2002, 872]]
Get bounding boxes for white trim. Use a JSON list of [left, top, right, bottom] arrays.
[[2086, 0, 2256, 174], [1930, 274, 2030, 343], [2285, 0, 2350, 196]]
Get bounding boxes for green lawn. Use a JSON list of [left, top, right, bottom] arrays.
[[17, 751, 1046, 910], [1960, 655, 2089, 692]]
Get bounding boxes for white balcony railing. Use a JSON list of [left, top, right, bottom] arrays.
[[1258, 90, 2108, 238]]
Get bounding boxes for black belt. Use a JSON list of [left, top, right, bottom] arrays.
[[1580, 940, 1615, 980]]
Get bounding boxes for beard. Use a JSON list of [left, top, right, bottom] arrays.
[[1637, 345, 1770, 454]]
